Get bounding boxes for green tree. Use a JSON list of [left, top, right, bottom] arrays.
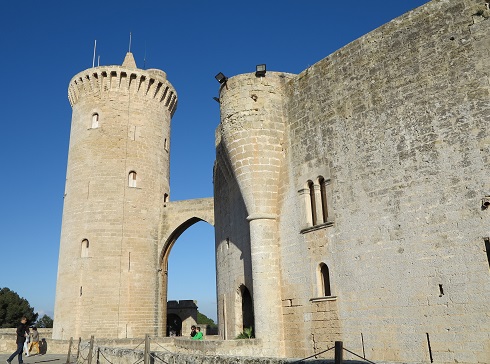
[[0, 287, 38, 328], [36, 314, 53, 328], [197, 311, 217, 329]]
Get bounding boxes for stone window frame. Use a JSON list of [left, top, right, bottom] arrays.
[[310, 262, 337, 302], [128, 171, 137, 188], [91, 112, 100, 129], [81, 239, 89, 258], [300, 175, 333, 233]]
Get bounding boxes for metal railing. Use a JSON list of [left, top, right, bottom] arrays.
[[70, 336, 376, 364]]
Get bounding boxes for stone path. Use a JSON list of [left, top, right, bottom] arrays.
[[0, 354, 77, 364]]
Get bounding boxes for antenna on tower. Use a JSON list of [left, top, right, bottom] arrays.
[[92, 40, 97, 68], [97, 55, 100, 67], [129, 32, 132, 52]]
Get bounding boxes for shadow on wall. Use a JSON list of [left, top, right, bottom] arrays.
[[214, 140, 254, 340]]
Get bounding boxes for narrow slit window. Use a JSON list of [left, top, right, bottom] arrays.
[[484, 238, 490, 268], [128, 171, 137, 188], [81, 239, 89, 258], [319, 177, 328, 222]]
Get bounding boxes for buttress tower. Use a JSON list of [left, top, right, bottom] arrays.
[[53, 53, 177, 339]]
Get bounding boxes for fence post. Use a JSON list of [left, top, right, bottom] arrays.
[[65, 337, 73, 364], [144, 334, 150, 364], [96, 347, 100, 364], [77, 337, 81, 359], [334, 341, 343, 364], [87, 336, 94, 364]]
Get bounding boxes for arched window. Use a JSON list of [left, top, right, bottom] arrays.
[[308, 180, 317, 226], [81, 239, 89, 258], [128, 171, 137, 188], [301, 176, 333, 231], [319, 263, 331, 297], [319, 176, 328, 223], [91, 113, 99, 128]]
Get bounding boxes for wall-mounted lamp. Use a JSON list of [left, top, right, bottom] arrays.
[[482, 195, 490, 210], [213, 97, 220, 103], [215, 72, 228, 84], [255, 64, 266, 77]]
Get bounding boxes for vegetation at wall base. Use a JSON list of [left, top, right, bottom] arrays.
[[235, 327, 254, 339]]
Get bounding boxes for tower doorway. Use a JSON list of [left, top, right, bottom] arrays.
[[240, 285, 254, 333]]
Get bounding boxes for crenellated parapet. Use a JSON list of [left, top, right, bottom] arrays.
[[68, 66, 178, 115]]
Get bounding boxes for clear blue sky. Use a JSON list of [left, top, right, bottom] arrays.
[[0, 0, 429, 324]]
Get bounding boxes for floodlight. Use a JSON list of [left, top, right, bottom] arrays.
[[255, 64, 266, 77]]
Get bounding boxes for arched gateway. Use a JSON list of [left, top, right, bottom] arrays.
[[158, 198, 214, 336]]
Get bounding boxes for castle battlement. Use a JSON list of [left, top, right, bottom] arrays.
[[68, 65, 177, 115]]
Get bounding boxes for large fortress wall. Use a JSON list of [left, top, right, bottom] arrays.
[[280, 0, 489, 362]]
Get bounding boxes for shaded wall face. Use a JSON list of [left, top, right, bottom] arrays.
[[213, 154, 253, 340], [278, 1, 490, 363]]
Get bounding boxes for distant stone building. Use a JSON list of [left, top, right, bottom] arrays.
[[54, 0, 489, 363], [166, 300, 197, 337]]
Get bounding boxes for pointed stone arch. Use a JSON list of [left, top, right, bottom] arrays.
[[157, 197, 214, 336]]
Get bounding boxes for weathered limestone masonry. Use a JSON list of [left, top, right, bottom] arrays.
[[216, 72, 295, 356], [55, 1, 489, 363], [215, 0, 489, 363], [54, 53, 178, 340], [158, 197, 214, 335], [54, 49, 215, 341]]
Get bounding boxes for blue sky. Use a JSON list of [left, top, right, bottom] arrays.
[[0, 0, 429, 324]]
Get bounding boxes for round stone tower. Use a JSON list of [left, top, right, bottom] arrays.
[[217, 71, 295, 356], [53, 53, 177, 339]]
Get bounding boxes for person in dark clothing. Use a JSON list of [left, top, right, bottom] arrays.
[[6, 317, 29, 364]]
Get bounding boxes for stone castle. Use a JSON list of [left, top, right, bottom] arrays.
[[54, 0, 490, 363]]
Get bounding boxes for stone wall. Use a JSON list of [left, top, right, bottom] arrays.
[[77, 338, 294, 364], [0, 329, 71, 354], [214, 0, 490, 363], [281, 0, 490, 362], [214, 137, 253, 340]]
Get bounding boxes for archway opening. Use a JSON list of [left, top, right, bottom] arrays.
[[240, 285, 254, 332], [166, 313, 182, 336], [167, 221, 216, 336]]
